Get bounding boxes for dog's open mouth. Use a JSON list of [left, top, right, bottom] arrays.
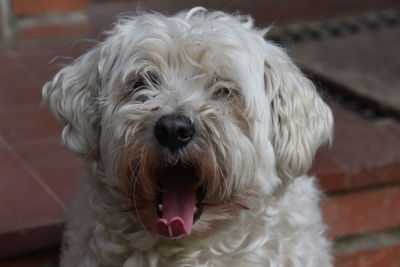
[[153, 165, 205, 238]]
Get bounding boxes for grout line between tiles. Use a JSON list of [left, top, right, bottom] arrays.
[[0, 134, 65, 210]]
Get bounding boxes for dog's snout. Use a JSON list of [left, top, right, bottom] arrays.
[[154, 114, 195, 150]]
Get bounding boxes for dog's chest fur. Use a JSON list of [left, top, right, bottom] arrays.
[[62, 176, 331, 267]]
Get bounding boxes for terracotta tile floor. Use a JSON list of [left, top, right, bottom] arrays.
[[0, 41, 87, 258]]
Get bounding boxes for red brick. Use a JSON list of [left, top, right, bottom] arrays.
[[322, 185, 400, 238], [335, 244, 400, 267], [314, 102, 400, 193], [311, 150, 348, 192], [19, 23, 90, 40], [12, 0, 88, 16]]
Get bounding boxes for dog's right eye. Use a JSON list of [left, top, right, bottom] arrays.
[[213, 87, 231, 99], [129, 77, 146, 93], [127, 74, 160, 102], [128, 73, 159, 94], [128, 77, 149, 102], [126, 77, 149, 102]]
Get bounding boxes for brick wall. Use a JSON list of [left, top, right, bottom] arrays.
[[12, 0, 87, 16], [0, 0, 88, 41], [308, 99, 400, 266]]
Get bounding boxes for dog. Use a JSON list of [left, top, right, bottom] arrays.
[[43, 7, 333, 267]]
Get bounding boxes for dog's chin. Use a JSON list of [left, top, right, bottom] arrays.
[[152, 164, 206, 239]]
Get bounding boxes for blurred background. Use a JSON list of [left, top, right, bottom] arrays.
[[1, 0, 400, 266]]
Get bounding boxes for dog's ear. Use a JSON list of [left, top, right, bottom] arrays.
[[43, 48, 101, 158], [264, 47, 333, 179]]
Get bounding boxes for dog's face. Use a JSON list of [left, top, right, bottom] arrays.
[[43, 8, 332, 240]]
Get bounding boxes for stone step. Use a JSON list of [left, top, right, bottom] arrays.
[[288, 23, 400, 119]]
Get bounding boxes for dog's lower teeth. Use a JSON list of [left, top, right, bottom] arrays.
[[158, 204, 163, 211], [194, 206, 198, 214]]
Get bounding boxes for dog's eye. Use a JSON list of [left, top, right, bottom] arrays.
[[128, 74, 160, 103], [129, 74, 159, 93], [130, 77, 146, 93], [126, 77, 149, 103], [213, 87, 232, 99]]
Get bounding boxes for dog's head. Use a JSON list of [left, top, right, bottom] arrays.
[[43, 8, 332, 239]]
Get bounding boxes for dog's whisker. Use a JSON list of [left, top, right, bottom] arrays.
[[132, 172, 152, 237]]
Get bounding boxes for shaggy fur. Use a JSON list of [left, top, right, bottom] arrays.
[[43, 7, 334, 267]]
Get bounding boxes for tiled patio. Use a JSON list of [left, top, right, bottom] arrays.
[[0, 41, 85, 258]]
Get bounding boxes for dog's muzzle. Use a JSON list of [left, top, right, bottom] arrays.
[[152, 114, 202, 238]]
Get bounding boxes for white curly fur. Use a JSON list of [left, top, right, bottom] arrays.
[[43, 7, 334, 267]]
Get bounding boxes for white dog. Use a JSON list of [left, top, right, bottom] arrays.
[[43, 7, 333, 267]]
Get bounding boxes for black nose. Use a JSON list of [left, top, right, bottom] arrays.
[[154, 114, 195, 150]]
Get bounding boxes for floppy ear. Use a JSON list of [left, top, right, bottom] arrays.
[[43, 48, 102, 158], [264, 46, 333, 179]]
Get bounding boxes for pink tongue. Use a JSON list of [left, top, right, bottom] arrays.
[[153, 170, 197, 238]]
